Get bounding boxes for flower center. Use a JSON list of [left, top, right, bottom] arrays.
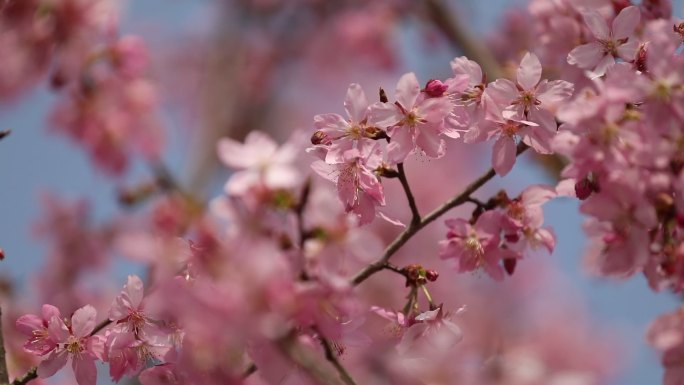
[[65, 335, 84, 354]]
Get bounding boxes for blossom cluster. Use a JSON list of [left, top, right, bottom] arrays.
[[7, 0, 684, 385]]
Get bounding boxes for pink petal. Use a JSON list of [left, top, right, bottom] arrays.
[[484, 79, 518, 107], [357, 167, 385, 205], [492, 136, 517, 176], [16, 314, 43, 336], [592, 54, 616, 78], [47, 316, 69, 342], [311, 161, 338, 183], [567, 42, 604, 69], [516, 52, 542, 90], [395, 72, 420, 111], [386, 127, 415, 164], [344, 83, 369, 123], [415, 97, 452, 123], [313, 113, 349, 135], [71, 305, 97, 338], [73, 356, 98, 385], [617, 39, 639, 61], [415, 125, 445, 158], [521, 185, 556, 206], [368, 102, 401, 128], [42, 305, 61, 322], [612, 6, 640, 40], [536, 80, 574, 107], [582, 9, 610, 40], [450, 56, 483, 85], [37, 350, 68, 378], [124, 275, 144, 309], [352, 193, 377, 225]]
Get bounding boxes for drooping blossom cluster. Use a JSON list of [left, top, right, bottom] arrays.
[[8, 0, 684, 385]]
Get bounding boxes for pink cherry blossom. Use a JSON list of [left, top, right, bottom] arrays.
[[16, 304, 62, 356], [485, 51, 574, 132], [312, 83, 377, 164], [311, 144, 385, 225], [567, 6, 641, 77], [38, 305, 105, 385], [368, 72, 454, 163], [439, 211, 507, 281]]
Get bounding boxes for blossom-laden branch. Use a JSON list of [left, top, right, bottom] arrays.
[[320, 336, 358, 385], [352, 142, 529, 286]]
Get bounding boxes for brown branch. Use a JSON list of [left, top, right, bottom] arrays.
[[319, 337, 357, 385], [352, 143, 529, 286], [397, 163, 420, 226], [422, 0, 504, 80], [0, 308, 9, 385], [276, 334, 344, 385]]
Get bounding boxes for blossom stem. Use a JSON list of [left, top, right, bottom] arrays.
[[320, 337, 359, 385], [397, 163, 421, 225], [352, 143, 529, 286], [420, 285, 435, 308]]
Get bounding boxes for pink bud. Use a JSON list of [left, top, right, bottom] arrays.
[[503, 258, 517, 276], [423, 79, 448, 97]]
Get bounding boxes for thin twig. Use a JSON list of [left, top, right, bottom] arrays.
[[276, 334, 344, 385], [397, 163, 420, 226], [0, 308, 9, 385], [352, 143, 529, 286], [319, 337, 358, 385]]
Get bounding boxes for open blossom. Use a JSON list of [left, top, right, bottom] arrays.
[[567, 6, 641, 77], [500, 185, 557, 255], [217, 130, 300, 196], [466, 100, 542, 176], [485, 52, 574, 133], [368, 72, 454, 163], [439, 211, 509, 281], [16, 304, 62, 356], [109, 275, 154, 336], [37, 305, 104, 385], [311, 144, 385, 225], [312, 83, 377, 164], [444, 56, 487, 131]]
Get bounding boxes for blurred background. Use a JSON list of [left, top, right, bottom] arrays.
[[0, 0, 682, 384]]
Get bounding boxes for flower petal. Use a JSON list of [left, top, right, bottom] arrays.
[[612, 6, 640, 40], [516, 52, 542, 90]]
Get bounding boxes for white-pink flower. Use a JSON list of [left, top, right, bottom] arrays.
[[217, 130, 300, 196], [567, 6, 641, 77]]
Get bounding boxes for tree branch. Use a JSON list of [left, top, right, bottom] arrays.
[[0, 308, 9, 385], [352, 143, 529, 286], [397, 163, 420, 226], [319, 337, 358, 385], [422, 0, 504, 80]]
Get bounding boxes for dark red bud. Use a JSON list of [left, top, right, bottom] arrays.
[[574, 177, 594, 200], [310, 130, 331, 146], [0, 248, 5, 260], [423, 79, 448, 97], [503, 258, 517, 276], [425, 269, 439, 282]]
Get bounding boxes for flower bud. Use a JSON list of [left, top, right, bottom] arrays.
[[574, 177, 594, 200], [425, 269, 439, 282], [311, 130, 332, 146], [0, 248, 4, 260], [503, 258, 517, 276], [423, 79, 448, 97]]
